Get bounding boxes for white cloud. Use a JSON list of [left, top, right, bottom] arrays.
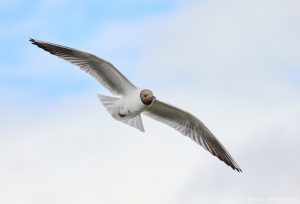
[[1, 0, 300, 203], [0, 93, 201, 204]]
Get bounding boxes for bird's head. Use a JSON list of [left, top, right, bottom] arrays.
[[140, 89, 156, 105]]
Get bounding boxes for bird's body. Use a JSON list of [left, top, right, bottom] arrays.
[[118, 88, 153, 116], [109, 88, 148, 117], [30, 38, 242, 172], [98, 88, 153, 132]]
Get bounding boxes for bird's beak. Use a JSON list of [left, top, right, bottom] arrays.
[[153, 96, 156, 100]]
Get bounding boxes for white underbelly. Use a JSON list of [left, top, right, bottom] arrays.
[[119, 89, 147, 117]]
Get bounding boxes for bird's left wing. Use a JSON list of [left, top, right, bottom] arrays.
[[144, 99, 242, 172], [30, 39, 137, 96]]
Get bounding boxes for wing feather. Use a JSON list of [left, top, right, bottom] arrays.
[[144, 99, 242, 172], [30, 39, 136, 96]]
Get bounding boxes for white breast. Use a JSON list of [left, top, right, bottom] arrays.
[[119, 88, 148, 116]]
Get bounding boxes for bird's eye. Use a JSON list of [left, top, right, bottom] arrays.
[[144, 94, 148, 98]]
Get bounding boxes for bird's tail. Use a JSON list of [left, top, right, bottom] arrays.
[[97, 94, 119, 115], [97, 94, 145, 132]]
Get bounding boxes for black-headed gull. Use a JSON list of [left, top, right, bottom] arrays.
[[30, 39, 242, 172]]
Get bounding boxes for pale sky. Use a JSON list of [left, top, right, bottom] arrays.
[[1, 0, 300, 204]]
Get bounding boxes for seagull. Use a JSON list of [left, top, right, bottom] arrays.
[[30, 38, 242, 172]]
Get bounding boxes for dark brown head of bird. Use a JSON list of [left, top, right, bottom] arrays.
[[140, 89, 155, 105]]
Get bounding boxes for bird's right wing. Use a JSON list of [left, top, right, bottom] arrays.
[[144, 99, 242, 172], [30, 39, 137, 96]]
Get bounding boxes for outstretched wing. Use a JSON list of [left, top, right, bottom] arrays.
[[144, 99, 242, 172], [30, 39, 137, 96]]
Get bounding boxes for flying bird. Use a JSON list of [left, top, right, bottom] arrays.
[[30, 38, 242, 172]]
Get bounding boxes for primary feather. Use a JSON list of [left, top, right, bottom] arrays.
[[30, 39, 136, 96], [145, 100, 242, 172]]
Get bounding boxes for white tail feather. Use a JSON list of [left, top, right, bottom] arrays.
[[97, 94, 145, 132], [122, 114, 145, 132], [97, 94, 119, 114]]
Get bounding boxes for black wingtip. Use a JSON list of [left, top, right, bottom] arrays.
[[235, 167, 242, 173], [29, 38, 38, 45]]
